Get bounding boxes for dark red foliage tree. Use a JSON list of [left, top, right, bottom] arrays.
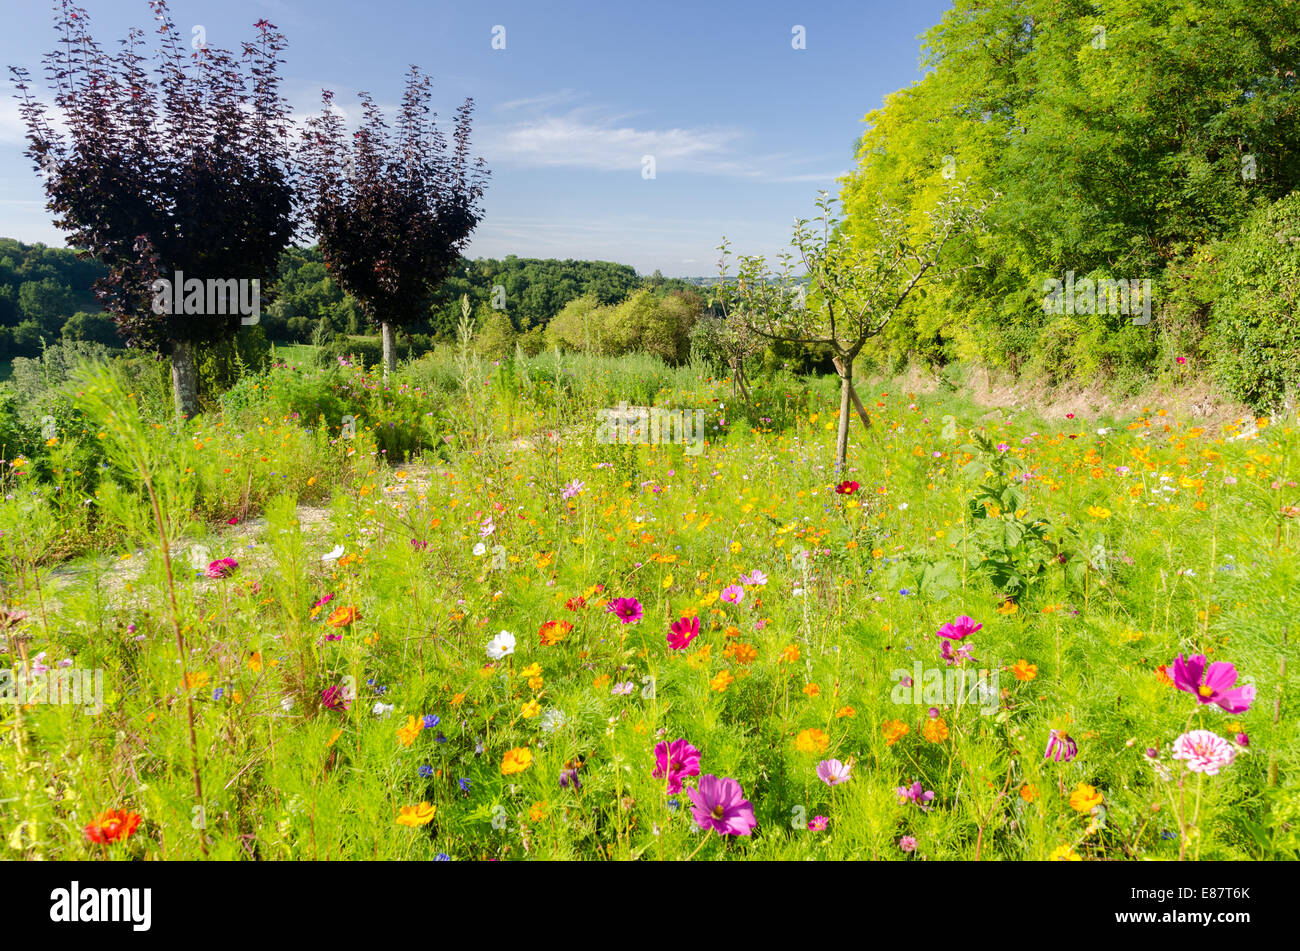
[[10, 1, 296, 417], [299, 67, 488, 376]]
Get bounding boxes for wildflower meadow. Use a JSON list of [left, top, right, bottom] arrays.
[[2, 349, 1295, 862], [0, 0, 1296, 889]]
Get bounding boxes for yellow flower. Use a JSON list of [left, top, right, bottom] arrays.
[[529, 801, 548, 822], [501, 747, 533, 775], [709, 669, 734, 692], [397, 715, 422, 747], [521, 699, 541, 718], [396, 802, 436, 827], [1069, 782, 1104, 814], [795, 728, 829, 754], [247, 651, 263, 673], [520, 663, 542, 679], [1011, 659, 1038, 681], [1050, 843, 1082, 861], [996, 600, 1019, 616], [882, 718, 910, 746], [922, 718, 949, 743], [184, 671, 210, 690], [1086, 505, 1112, 519]]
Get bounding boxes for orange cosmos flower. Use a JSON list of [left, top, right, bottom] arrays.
[[882, 718, 910, 746], [396, 802, 436, 827], [501, 747, 533, 775], [922, 718, 949, 743], [397, 715, 422, 747], [1011, 659, 1038, 681], [538, 619, 573, 646], [795, 728, 829, 753], [835, 705, 856, 718], [84, 809, 142, 844], [327, 605, 361, 628], [709, 669, 734, 692], [1070, 782, 1104, 813], [1020, 783, 1039, 803]]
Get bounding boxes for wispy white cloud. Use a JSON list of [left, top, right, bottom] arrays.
[[478, 95, 844, 183]]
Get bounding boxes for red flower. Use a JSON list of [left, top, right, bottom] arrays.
[[835, 480, 860, 495], [84, 810, 142, 845]]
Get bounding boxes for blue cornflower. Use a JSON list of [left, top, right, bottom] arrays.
[[212, 687, 224, 701], [433, 853, 450, 861], [418, 764, 434, 778], [433, 732, 447, 744], [423, 714, 440, 729], [459, 777, 471, 793]]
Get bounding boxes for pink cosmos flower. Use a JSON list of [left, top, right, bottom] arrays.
[[561, 480, 585, 500], [896, 781, 935, 810], [816, 759, 852, 786], [1172, 729, 1236, 775], [667, 616, 700, 650], [941, 639, 975, 666], [738, 570, 767, 587], [687, 774, 757, 836], [1171, 654, 1255, 713], [936, 615, 981, 640], [206, 557, 239, 579], [899, 835, 918, 853], [808, 815, 828, 831], [606, 598, 643, 624], [720, 585, 745, 604], [652, 738, 701, 794]]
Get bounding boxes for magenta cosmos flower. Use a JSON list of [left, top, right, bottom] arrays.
[[937, 615, 981, 640], [1171, 730, 1236, 775], [1171, 654, 1255, 713], [206, 557, 239, 579], [606, 597, 643, 624], [1044, 729, 1078, 763], [687, 774, 757, 836], [808, 815, 828, 831], [667, 616, 700, 650], [816, 759, 852, 786], [652, 738, 701, 793]]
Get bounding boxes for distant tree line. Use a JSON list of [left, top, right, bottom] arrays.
[[0, 239, 707, 362]]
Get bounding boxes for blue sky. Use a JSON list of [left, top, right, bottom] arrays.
[[0, 0, 951, 276]]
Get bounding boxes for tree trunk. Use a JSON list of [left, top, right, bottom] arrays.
[[835, 355, 852, 476], [381, 321, 396, 378], [170, 338, 199, 420]]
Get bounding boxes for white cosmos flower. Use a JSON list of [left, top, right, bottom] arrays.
[[372, 702, 395, 717], [487, 630, 516, 659], [472, 542, 487, 557]]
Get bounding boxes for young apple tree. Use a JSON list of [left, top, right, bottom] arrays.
[[716, 185, 985, 473], [298, 68, 488, 377]]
